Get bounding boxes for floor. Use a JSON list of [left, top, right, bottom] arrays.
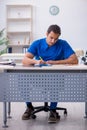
[[0, 102, 87, 130]]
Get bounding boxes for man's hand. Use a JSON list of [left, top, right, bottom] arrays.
[[36, 59, 46, 65], [46, 60, 54, 64]]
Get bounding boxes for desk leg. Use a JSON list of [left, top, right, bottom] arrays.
[[84, 102, 87, 118], [8, 102, 12, 118], [3, 102, 8, 128]]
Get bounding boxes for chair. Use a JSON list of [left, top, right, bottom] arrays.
[[31, 102, 67, 119]]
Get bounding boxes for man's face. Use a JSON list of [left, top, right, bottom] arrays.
[[46, 31, 60, 46]]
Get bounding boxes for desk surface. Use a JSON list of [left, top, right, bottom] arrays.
[[0, 64, 87, 71]]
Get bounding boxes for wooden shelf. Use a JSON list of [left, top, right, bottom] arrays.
[[7, 18, 31, 20], [8, 44, 29, 47], [7, 31, 31, 34]]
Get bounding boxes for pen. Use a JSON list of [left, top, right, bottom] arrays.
[[39, 56, 43, 60]]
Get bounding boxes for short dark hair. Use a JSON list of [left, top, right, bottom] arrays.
[[47, 24, 61, 35]]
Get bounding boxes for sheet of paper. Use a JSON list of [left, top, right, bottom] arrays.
[[34, 64, 52, 67]]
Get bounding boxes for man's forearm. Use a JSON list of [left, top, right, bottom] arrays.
[[46, 59, 78, 65], [46, 54, 78, 65], [22, 56, 38, 65]]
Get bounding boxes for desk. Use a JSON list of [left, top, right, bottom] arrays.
[[0, 64, 87, 127]]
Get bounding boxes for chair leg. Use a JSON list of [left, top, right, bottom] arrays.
[[32, 107, 45, 114], [56, 107, 67, 115]]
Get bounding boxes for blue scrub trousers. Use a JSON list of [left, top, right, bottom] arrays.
[[26, 102, 57, 110]]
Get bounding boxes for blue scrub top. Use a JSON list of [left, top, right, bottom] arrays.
[[27, 38, 75, 61]]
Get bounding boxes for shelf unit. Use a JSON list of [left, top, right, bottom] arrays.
[[6, 4, 33, 53]]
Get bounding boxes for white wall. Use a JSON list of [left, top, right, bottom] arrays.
[[0, 0, 87, 51]]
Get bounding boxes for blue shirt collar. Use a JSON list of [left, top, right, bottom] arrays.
[[43, 38, 49, 49]]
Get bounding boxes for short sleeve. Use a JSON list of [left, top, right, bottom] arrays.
[[62, 41, 75, 59]]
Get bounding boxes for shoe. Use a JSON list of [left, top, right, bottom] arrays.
[[48, 110, 60, 123], [22, 107, 34, 120]]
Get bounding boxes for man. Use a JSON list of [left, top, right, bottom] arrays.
[[22, 24, 78, 122]]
